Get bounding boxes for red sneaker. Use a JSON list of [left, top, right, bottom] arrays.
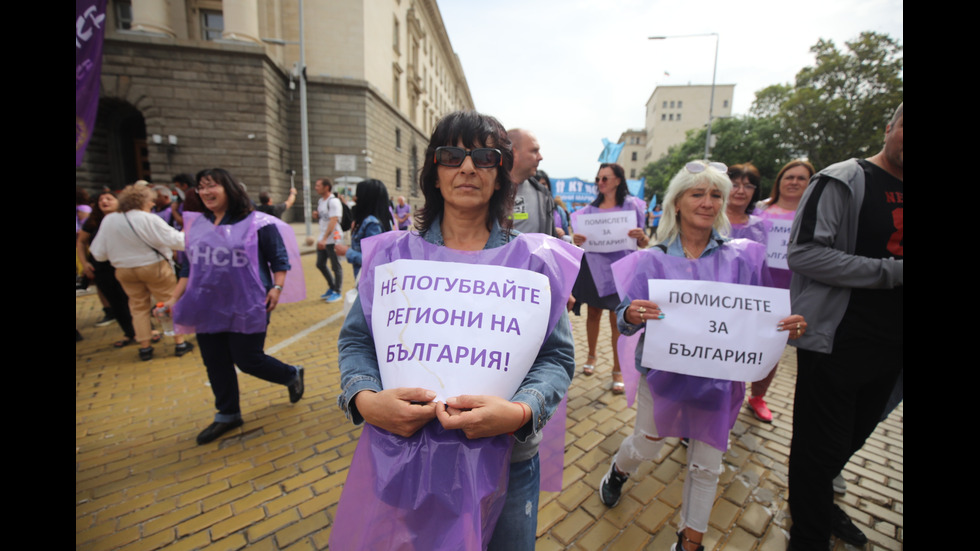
[[748, 396, 773, 422]]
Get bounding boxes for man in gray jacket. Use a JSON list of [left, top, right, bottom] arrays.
[[507, 128, 558, 237], [786, 103, 903, 550]]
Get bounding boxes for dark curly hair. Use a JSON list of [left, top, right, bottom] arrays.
[[415, 110, 515, 233], [195, 168, 254, 220], [592, 163, 629, 207]]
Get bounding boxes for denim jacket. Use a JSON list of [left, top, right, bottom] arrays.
[[337, 215, 575, 462], [344, 215, 383, 279]]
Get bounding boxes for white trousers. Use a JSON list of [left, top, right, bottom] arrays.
[[612, 381, 723, 533]]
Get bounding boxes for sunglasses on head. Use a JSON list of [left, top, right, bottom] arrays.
[[685, 161, 728, 174], [434, 146, 502, 168]]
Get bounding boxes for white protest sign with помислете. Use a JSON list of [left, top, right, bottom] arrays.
[[640, 279, 790, 382], [572, 210, 638, 253]]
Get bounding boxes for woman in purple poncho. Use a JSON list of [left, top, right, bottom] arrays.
[[168, 169, 305, 446], [744, 160, 815, 422], [597, 161, 807, 551], [335, 111, 577, 551], [570, 162, 648, 393]]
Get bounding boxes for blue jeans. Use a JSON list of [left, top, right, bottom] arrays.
[[488, 455, 539, 551]]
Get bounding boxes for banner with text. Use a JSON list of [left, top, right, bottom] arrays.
[[571, 210, 639, 253], [371, 259, 551, 401], [641, 279, 790, 381], [765, 219, 792, 270]]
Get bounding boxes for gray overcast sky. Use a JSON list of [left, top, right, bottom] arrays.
[[438, 0, 903, 180]]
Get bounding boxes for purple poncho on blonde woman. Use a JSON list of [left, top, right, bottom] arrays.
[[611, 239, 770, 450]]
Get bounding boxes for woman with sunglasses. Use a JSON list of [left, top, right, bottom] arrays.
[[597, 161, 806, 551], [570, 163, 648, 393], [334, 110, 579, 550], [740, 159, 815, 422]]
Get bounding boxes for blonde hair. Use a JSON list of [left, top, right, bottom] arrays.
[[655, 161, 732, 247], [118, 183, 155, 212]]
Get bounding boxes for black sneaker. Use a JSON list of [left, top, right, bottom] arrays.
[[831, 504, 867, 546], [95, 309, 117, 327], [175, 341, 195, 357], [139, 346, 154, 361], [671, 531, 705, 551], [599, 462, 629, 507], [288, 366, 305, 403], [196, 419, 244, 445]]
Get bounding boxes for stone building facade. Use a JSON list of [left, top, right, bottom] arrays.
[[75, 0, 474, 221]]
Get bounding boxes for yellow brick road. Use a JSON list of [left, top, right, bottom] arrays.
[[77, 241, 902, 550]]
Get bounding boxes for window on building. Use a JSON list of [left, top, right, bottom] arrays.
[[677, 100, 683, 108], [396, 168, 403, 189], [630, 169, 636, 178], [395, 128, 401, 151], [662, 101, 668, 108], [669, 114, 674, 121], [632, 151, 637, 161], [677, 113, 681, 121], [661, 114, 666, 121], [114, 0, 132, 30], [201, 10, 223, 40], [723, 99, 729, 108], [392, 71, 400, 107], [393, 18, 400, 54], [670, 100, 675, 108]]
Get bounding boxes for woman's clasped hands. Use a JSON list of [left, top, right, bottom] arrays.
[[355, 388, 530, 439]]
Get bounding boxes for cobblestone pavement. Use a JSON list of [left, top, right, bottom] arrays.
[[77, 241, 902, 550]]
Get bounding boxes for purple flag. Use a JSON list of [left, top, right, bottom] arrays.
[[76, 0, 107, 166]]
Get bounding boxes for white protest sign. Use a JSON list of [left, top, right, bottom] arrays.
[[371, 259, 551, 401], [573, 210, 638, 253], [765, 219, 793, 270], [641, 279, 790, 381]]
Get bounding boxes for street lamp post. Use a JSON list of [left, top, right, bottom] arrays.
[[649, 33, 720, 160], [262, 0, 312, 239]]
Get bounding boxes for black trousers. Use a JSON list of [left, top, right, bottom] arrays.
[[788, 338, 902, 549], [197, 331, 297, 422]]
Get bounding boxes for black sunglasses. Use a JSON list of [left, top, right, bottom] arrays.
[[434, 146, 502, 168]]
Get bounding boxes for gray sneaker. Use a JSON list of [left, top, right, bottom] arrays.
[[832, 473, 847, 494], [599, 462, 629, 507]]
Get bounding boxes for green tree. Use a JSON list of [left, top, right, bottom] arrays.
[[641, 115, 793, 202], [758, 31, 903, 169]]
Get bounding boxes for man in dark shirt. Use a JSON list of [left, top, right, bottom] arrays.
[[786, 103, 903, 550]]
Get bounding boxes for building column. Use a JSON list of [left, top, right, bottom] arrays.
[[131, 0, 175, 37], [222, 0, 261, 43]]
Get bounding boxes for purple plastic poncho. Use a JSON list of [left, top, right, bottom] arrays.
[[331, 230, 582, 551], [754, 206, 795, 289], [174, 211, 304, 334], [729, 214, 770, 245], [611, 239, 769, 451], [570, 195, 646, 297]]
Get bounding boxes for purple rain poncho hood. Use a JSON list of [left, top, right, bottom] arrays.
[[330, 229, 581, 550], [174, 211, 304, 334], [612, 239, 769, 451], [570, 195, 646, 297]]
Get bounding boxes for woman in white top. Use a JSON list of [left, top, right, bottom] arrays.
[[90, 183, 191, 361]]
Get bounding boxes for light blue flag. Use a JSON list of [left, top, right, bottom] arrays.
[[597, 138, 625, 163]]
